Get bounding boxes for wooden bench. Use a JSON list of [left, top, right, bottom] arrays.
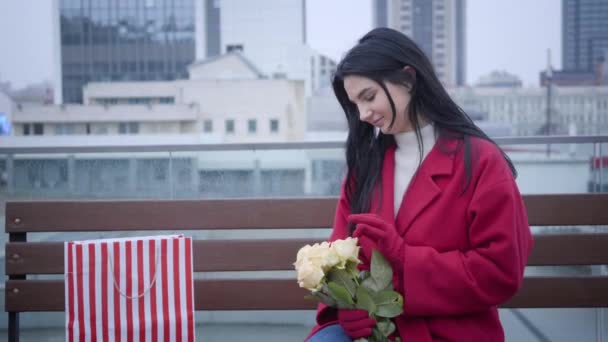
[[5, 194, 608, 341]]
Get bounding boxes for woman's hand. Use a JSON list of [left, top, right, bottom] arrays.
[[349, 213, 405, 274], [337, 309, 376, 339]]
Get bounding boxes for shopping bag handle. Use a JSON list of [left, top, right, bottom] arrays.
[[108, 246, 161, 300]]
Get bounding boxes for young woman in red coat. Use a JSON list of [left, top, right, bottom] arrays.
[[306, 28, 533, 342]]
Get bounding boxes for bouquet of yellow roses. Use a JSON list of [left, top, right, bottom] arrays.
[[294, 237, 403, 342]]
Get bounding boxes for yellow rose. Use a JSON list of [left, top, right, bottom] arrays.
[[296, 260, 325, 291], [317, 241, 340, 270], [331, 237, 360, 268], [294, 244, 313, 270]]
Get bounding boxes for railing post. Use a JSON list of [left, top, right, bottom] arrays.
[[7, 232, 27, 342], [8, 312, 20, 342], [6, 153, 14, 195]]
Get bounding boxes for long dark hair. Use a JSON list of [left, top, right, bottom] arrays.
[[332, 28, 516, 233]]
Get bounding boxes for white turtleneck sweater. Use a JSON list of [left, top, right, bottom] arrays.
[[393, 123, 437, 217]]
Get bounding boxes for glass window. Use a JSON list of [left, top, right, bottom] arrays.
[[248, 119, 257, 133], [129, 122, 139, 134], [203, 120, 213, 133], [270, 119, 279, 133], [119, 122, 139, 134], [55, 123, 76, 135], [33, 123, 44, 135], [226, 44, 243, 53], [225, 119, 235, 134]]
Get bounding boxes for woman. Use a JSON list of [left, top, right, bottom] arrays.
[[306, 28, 533, 341]]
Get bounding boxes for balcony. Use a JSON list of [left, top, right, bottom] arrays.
[[1, 135, 607, 341]]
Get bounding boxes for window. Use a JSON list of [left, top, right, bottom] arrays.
[[23, 124, 30, 135], [203, 119, 213, 133], [225, 119, 235, 134], [96, 98, 118, 105], [226, 44, 243, 53], [55, 123, 76, 135], [127, 97, 151, 105], [33, 123, 44, 135], [159, 97, 174, 104], [248, 119, 257, 133], [119, 122, 139, 134], [270, 119, 279, 133]]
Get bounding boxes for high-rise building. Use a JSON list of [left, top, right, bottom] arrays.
[[372, 0, 467, 87], [196, 0, 306, 60], [539, 0, 608, 86], [58, 0, 196, 103], [562, 0, 608, 72], [195, 0, 332, 95]]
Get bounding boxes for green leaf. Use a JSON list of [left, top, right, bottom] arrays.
[[361, 276, 382, 293], [327, 268, 357, 298], [372, 290, 402, 306], [304, 294, 320, 302], [355, 286, 376, 313], [376, 303, 403, 318], [376, 319, 396, 337], [346, 260, 360, 278], [327, 282, 355, 309], [311, 290, 337, 307], [370, 327, 388, 341], [370, 250, 392, 291], [372, 290, 403, 318]]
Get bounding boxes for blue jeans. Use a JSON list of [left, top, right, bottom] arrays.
[[307, 324, 352, 342]]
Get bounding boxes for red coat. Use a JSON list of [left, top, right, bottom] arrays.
[[308, 136, 533, 341]]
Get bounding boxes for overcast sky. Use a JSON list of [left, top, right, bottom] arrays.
[[0, 0, 560, 89]]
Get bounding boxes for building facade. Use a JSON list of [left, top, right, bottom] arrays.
[[195, 0, 333, 95], [13, 52, 306, 143], [562, 0, 608, 72], [450, 86, 608, 136], [372, 0, 466, 87], [58, 0, 196, 103]]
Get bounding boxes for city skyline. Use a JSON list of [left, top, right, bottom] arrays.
[[0, 0, 560, 89]]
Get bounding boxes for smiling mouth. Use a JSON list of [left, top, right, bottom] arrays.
[[373, 118, 383, 126]]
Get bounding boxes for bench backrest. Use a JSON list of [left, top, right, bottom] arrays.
[[5, 194, 608, 314]]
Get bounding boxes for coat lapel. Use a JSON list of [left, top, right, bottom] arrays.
[[394, 138, 458, 236]]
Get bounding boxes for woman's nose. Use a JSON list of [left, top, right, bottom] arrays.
[[359, 108, 373, 122]]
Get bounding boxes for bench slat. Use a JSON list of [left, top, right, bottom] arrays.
[[6, 277, 608, 312], [5, 279, 314, 311], [5, 239, 316, 274], [503, 276, 608, 308], [6, 234, 608, 276], [6, 194, 608, 233], [523, 193, 608, 226], [5, 198, 337, 232]]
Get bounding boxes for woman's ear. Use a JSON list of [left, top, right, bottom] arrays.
[[403, 65, 416, 80], [403, 66, 416, 92]]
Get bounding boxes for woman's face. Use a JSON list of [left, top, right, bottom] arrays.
[[343, 75, 413, 135]]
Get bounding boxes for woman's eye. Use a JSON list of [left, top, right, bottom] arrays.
[[365, 94, 375, 102]]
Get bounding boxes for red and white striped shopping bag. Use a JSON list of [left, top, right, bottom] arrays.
[[65, 235, 195, 342]]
